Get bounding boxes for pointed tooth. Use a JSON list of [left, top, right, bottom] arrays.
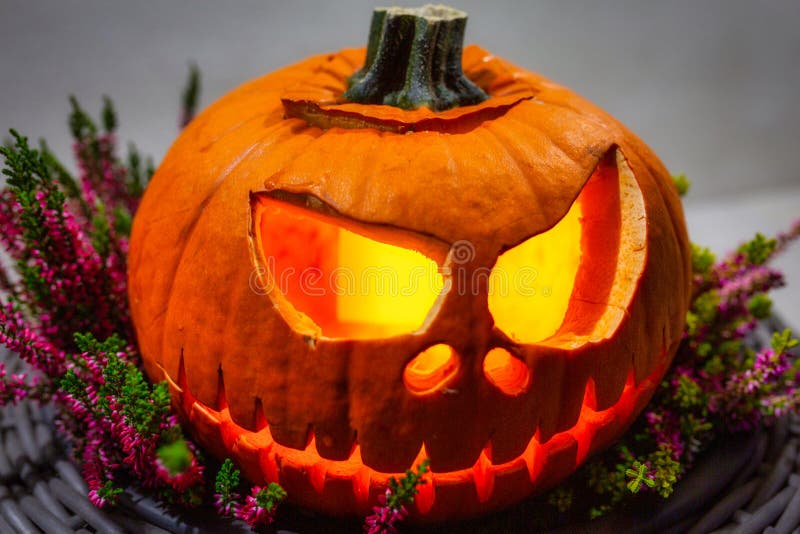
[[472, 447, 495, 504], [308, 462, 328, 494], [415, 471, 435, 515], [216, 370, 228, 410], [302, 431, 327, 494], [411, 444, 435, 514], [254, 398, 268, 431], [582, 377, 598, 411], [257, 426, 280, 483], [349, 446, 372, 511], [523, 435, 542, 484], [176, 354, 195, 413]]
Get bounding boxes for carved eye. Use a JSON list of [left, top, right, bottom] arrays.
[[488, 151, 646, 345], [254, 196, 446, 339], [487, 195, 583, 343]]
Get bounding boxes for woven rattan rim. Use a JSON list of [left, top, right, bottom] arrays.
[[0, 317, 797, 533]]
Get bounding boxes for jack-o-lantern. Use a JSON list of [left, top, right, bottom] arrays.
[[128, 5, 691, 521]]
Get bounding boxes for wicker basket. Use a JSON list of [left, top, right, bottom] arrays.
[[0, 317, 797, 533]]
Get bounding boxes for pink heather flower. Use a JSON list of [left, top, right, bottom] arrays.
[[644, 410, 684, 461], [718, 266, 783, 307], [0, 364, 37, 405], [237, 486, 279, 528], [73, 133, 138, 215], [214, 491, 240, 517], [363, 488, 408, 534]]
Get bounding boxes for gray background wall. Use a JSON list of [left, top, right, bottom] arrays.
[[1, 0, 799, 318]]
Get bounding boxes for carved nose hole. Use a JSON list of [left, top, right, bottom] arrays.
[[403, 344, 460, 396], [483, 348, 530, 396]]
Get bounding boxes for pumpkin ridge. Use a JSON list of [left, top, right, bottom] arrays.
[[131, 114, 298, 371], [157, 137, 270, 365], [158, 124, 318, 394], [197, 110, 275, 153], [485, 117, 606, 248]]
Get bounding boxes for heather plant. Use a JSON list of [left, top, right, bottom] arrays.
[[213, 458, 287, 527], [0, 102, 208, 505], [364, 459, 430, 533], [0, 70, 284, 525]]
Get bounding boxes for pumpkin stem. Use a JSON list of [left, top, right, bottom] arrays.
[[344, 5, 488, 111]]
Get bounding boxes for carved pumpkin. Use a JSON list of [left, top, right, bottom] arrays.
[[128, 5, 691, 522]]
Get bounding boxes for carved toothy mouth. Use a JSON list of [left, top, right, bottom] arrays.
[[164, 355, 664, 518]]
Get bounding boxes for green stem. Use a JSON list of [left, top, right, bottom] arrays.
[[345, 5, 488, 111]]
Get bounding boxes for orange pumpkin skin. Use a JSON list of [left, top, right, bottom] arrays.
[[128, 45, 691, 521]]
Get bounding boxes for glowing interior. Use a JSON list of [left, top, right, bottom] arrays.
[[257, 198, 444, 339], [403, 344, 460, 395], [488, 199, 583, 343], [483, 347, 530, 396]]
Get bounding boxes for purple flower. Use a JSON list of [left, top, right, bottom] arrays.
[[363, 488, 409, 534], [236, 486, 282, 528]]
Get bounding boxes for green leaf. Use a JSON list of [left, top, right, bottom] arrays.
[[671, 173, 690, 196], [386, 458, 430, 510], [181, 64, 202, 119], [747, 293, 772, 319], [690, 243, 716, 275], [738, 233, 777, 265], [157, 438, 192, 475], [101, 96, 117, 133], [771, 329, 798, 353], [215, 458, 241, 498], [69, 96, 97, 141], [254, 482, 287, 512]]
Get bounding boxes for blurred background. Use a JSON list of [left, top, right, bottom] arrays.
[[1, 0, 798, 319]]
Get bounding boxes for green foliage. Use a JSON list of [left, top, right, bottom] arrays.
[[97, 480, 123, 503], [182, 64, 202, 118], [671, 173, 690, 197], [386, 458, 430, 510], [1, 130, 64, 224], [157, 438, 193, 475], [685, 290, 719, 337], [747, 294, 772, 320], [101, 96, 117, 133], [254, 483, 287, 512], [673, 375, 706, 411], [90, 202, 112, 258], [584, 439, 685, 514], [625, 461, 655, 493], [1, 132, 73, 312], [112, 206, 133, 237], [39, 140, 87, 206], [125, 144, 151, 202], [74, 331, 126, 355], [215, 458, 241, 501], [69, 96, 98, 141], [771, 328, 799, 354], [690, 243, 716, 275], [738, 232, 777, 265], [72, 332, 171, 436], [547, 487, 574, 513]]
